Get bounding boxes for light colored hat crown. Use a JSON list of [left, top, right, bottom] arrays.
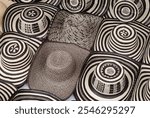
[[44, 50, 76, 81], [91, 60, 126, 95], [18, 6, 48, 37]]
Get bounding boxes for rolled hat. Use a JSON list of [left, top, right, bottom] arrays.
[[2, 3, 59, 39], [132, 40, 150, 101], [10, 89, 61, 101], [105, 0, 150, 26], [48, 10, 103, 50], [0, 32, 42, 87], [28, 42, 90, 100], [59, 0, 93, 13], [74, 52, 140, 101], [0, 80, 17, 101], [93, 19, 150, 62]]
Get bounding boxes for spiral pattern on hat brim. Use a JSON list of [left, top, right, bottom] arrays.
[[86, 0, 109, 16], [41, 0, 61, 6], [75, 52, 140, 101], [2, 3, 59, 36], [132, 65, 150, 101], [0, 32, 42, 87], [59, 0, 93, 13], [0, 81, 17, 101], [10, 89, 61, 101], [93, 19, 150, 62], [105, 0, 150, 26]]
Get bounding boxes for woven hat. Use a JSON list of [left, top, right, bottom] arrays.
[[132, 40, 150, 101], [48, 10, 103, 50], [0, 32, 42, 87], [28, 42, 90, 100], [10, 89, 61, 101], [75, 52, 140, 101], [59, 0, 93, 13], [105, 0, 150, 26], [2, 3, 59, 39], [93, 19, 150, 62], [0, 80, 17, 101]]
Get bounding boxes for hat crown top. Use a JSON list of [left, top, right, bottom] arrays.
[[45, 50, 76, 81]]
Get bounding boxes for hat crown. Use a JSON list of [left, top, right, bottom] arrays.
[[18, 6, 48, 37], [92, 60, 126, 95], [45, 50, 76, 81]]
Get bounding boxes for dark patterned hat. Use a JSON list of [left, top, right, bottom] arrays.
[[10, 89, 61, 101], [75, 52, 140, 101], [0, 32, 42, 87], [93, 19, 150, 62], [2, 3, 59, 38], [105, 0, 150, 26], [28, 42, 89, 100], [0, 80, 17, 101]]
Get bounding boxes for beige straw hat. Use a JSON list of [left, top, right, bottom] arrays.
[[28, 42, 90, 100]]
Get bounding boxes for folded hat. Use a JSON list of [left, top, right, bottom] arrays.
[[75, 52, 140, 101], [0, 80, 17, 101], [93, 19, 150, 62], [48, 10, 103, 50], [28, 42, 90, 100], [132, 40, 150, 101], [10, 89, 61, 101], [0, 32, 42, 87], [105, 0, 150, 26], [2, 3, 59, 39]]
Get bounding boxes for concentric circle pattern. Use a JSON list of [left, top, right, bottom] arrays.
[[93, 19, 150, 62], [0, 32, 42, 87], [75, 52, 140, 101], [10, 89, 61, 101], [105, 0, 150, 26], [41, 0, 61, 6], [59, 0, 93, 13], [12, 0, 39, 3], [0, 81, 17, 101], [86, 0, 109, 16]]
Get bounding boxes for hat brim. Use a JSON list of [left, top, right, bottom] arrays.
[[132, 64, 150, 101], [93, 19, 150, 62], [2, 3, 59, 35], [0, 32, 42, 87], [75, 52, 140, 101], [28, 42, 90, 100]]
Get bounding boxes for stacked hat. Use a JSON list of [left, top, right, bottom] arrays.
[[2, 3, 59, 39], [132, 39, 150, 101], [0, 32, 42, 87], [74, 19, 150, 101], [105, 0, 150, 26], [48, 10, 103, 50]]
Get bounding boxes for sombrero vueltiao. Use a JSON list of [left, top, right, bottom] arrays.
[[48, 10, 103, 50], [0, 32, 42, 87], [74, 52, 140, 101], [2, 3, 59, 39], [28, 42, 90, 100], [93, 19, 150, 62], [10, 89, 61, 101], [0, 80, 17, 101], [132, 39, 150, 101], [105, 0, 150, 26]]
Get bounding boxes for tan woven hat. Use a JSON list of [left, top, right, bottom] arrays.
[[28, 42, 90, 100], [48, 10, 103, 50]]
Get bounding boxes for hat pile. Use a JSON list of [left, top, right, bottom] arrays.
[[0, 0, 150, 101]]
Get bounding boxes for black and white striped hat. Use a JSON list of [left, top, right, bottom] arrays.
[[0, 80, 17, 101], [74, 52, 140, 101], [2, 3, 59, 38], [93, 19, 150, 62], [10, 89, 61, 101], [105, 0, 150, 26], [0, 32, 42, 87]]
